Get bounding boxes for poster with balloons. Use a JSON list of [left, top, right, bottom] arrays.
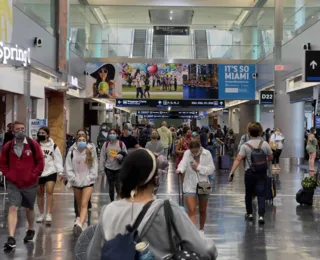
[[85, 62, 219, 99]]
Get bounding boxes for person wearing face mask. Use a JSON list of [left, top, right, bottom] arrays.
[[176, 126, 192, 168], [63, 129, 97, 226], [97, 123, 109, 151], [306, 127, 318, 176], [65, 135, 98, 234], [176, 139, 215, 232], [36, 127, 64, 224], [99, 129, 127, 202], [269, 128, 285, 171], [145, 129, 165, 156], [120, 123, 140, 152], [3, 123, 14, 145], [0, 121, 44, 250]]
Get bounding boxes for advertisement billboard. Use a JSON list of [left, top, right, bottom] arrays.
[[86, 62, 219, 100]]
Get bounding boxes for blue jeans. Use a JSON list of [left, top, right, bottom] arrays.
[[244, 172, 266, 216], [163, 148, 169, 158]]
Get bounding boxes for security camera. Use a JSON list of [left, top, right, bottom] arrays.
[[34, 37, 42, 47], [303, 43, 311, 50]]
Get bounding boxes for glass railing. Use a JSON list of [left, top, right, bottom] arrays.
[[13, 0, 56, 35], [81, 43, 273, 60], [283, 4, 320, 44]]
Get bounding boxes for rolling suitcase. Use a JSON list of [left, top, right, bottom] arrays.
[[296, 189, 314, 206], [218, 145, 231, 171], [177, 174, 185, 210], [265, 176, 276, 204]]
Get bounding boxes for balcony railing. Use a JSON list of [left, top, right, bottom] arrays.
[[76, 43, 273, 60]]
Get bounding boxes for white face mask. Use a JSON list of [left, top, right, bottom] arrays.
[[102, 132, 108, 137]]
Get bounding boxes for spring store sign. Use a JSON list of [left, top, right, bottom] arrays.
[[0, 42, 31, 67]]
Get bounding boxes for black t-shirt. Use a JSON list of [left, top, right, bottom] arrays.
[[120, 135, 138, 150]]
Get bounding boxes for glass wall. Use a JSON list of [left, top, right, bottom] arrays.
[[69, 5, 276, 60], [283, 0, 320, 44], [14, 0, 56, 35]]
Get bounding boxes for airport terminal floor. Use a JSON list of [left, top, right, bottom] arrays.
[[0, 161, 319, 260]]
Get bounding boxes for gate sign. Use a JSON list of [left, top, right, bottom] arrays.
[[260, 90, 274, 105], [304, 51, 320, 82], [218, 64, 256, 100]]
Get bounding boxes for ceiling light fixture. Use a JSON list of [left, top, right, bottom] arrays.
[[170, 16, 173, 20], [170, 10, 173, 14], [93, 8, 107, 24], [235, 10, 249, 26]]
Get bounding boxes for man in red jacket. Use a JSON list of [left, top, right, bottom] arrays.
[[0, 121, 44, 250]]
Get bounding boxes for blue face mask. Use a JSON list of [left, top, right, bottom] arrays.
[[192, 132, 197, 137], [77, 141, 87, 149], [109, 134, 117, 140], [127, 130, 132, 136]]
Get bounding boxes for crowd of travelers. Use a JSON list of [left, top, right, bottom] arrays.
[[1, 119, 316, 260]]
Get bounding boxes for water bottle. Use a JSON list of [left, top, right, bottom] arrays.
[[136, 242, 154, 260]]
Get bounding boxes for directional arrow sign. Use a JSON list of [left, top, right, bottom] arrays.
[[310, 60, 317, 69], [305, 51, 320, 82]]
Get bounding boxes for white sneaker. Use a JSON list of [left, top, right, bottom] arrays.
[[45, 214, 52, 223], [74, 223, 83, 235], [74, 217, 80, 227], [82, 222, 88, 230], [36, 214, 45, 223]]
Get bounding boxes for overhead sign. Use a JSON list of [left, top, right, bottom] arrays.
[[304, 51, 320, 82], [153, 26, 190, 36], [0, 42, 31, 67], [116, 99, 225, 108], [218, 64, 256, 100], [260, 90, 274, 105], [137, 111, 199, 116], [29, 119, 47, 139]]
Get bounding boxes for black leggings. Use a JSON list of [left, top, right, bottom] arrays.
[[105, 168, 121, 202], [136, 87, 143, 98], [272, 149, 282, 164]]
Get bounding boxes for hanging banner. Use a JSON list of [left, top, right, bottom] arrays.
[[218, 64, 256, 100], [29, 119, 47, 139]]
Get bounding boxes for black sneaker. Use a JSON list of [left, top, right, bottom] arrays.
[[4, 237, 16, 250], [259, 216, 265, 224], [23, 230, 35, 243], [245, 214, 254, 221]]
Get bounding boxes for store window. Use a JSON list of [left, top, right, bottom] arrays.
[[14, 0, 56, 35]]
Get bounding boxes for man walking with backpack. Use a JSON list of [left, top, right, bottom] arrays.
[[0, 121, 44, 250], [228, 122, 273, 224]]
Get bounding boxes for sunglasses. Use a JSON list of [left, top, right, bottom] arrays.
[[98, 69, 108, 74]]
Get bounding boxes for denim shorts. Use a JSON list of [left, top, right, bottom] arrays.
[[184, 192, 210, 200]]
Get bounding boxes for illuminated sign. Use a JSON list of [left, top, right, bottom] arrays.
[[0, 42, 31, 66]]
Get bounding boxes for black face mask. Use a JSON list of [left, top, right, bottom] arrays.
[[37, 135, 46, 142]]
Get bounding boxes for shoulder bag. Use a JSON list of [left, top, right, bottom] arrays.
[[163, 200, 207, 260]]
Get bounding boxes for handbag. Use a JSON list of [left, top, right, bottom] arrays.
[[163, 200, 207, 260], [195, 170, 212, 195], [269, 142, 278, 151]]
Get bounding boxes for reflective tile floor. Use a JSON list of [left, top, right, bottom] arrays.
[[0, 162, 320, 260]]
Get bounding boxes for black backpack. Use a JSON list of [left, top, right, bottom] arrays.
[[100, 200, 153, 260], [245, 140, 268, 173], [6, 137, 37, 167]]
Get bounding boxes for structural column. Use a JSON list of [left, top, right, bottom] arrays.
[[90, 24, 102, 58]]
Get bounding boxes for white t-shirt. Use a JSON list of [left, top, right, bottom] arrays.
[[239, 139, 273, 171], [270, 133, 285, 150]]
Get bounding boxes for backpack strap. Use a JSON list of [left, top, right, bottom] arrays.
[[6, 140, 13, 168], [245, 143, 254, 150], [127, 200, 154, 232], [26, 138, 37, 166], [105, 141, 109, 149], [258, 140, 264, 149], [119, 141, 123, 150], [54, 144, 57, 150]]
